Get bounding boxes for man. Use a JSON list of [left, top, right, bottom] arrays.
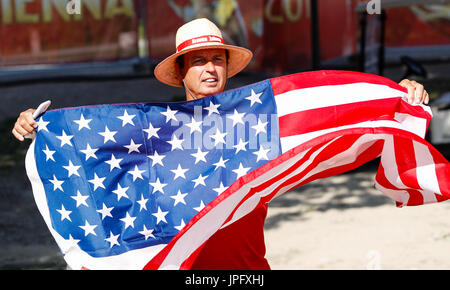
[[12, 18, 430, 269]]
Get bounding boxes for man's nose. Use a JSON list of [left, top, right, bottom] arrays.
[[204, 60, 216, 72]]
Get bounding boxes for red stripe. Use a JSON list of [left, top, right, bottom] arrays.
[[279, 97, 431, 138], [393, 136, 421, 190], [176, 35, 224, 52], [279, 98, 398, 138], [270, 70, 407, 96]]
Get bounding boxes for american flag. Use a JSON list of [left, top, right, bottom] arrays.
[[25, 70, 450, 270]]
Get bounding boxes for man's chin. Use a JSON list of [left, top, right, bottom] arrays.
[[199, 87, 224, 98]]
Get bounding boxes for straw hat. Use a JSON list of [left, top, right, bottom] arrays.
[[154, 18, 253, 87]]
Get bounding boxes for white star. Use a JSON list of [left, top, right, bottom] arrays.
[[80, 144, 98, 161], [191, 148, 208, 164], [49, 175, 64, 192], [232, 162, 251, 179], [227, 109, 245, 127], [105, 231, 120, 248], [171, 190, 188, 206], [213, 182, 228, 195], [124, 139, 142, 154], [96, 203, 113, 220], [185, 117, 202, 134], [210, 128, 227, 146], [150, 178, 167, 194], [253, 145, 271, 162], [143, 123, 160, 139], [71, 190, 89, 208], [193, 200, 206, 212], [136, 194, 148, 211], [79, 220, 97, 236], [147, 151, 166, 167], [98, 126, 117, 143], [104, 154, 122, 171], [213, 156, 229, 170], [170, 164, 188, 180], [63, 160, 80, 177], [56, 204, 72, 221], [152, 206, 168, 224], [120, 212, 136, 229], [161, 106, 178, 123], [252, 118, 268, 135], [56, 130, 73, 147], [245, 89, 263, 107], [192, 174, 208, 188], [139, 225, 155, 240], [174, 219, 186, 231], [233, 138, 248, 154], [204, 101, 220, 116], [36, 117, 49, 132], [112, 183, 129, 201], [88, 173, 105, 191], [42, 145, 55, 162], [127, 165, 146, 181], [117, 110, 135, 127], [73, 114, 92, 130], [167, 135, 184, 151]]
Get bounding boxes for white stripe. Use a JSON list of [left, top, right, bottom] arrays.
[[275, 83, 406, 117], [413, 140, 442, 196], [394, 112, 427, 138]]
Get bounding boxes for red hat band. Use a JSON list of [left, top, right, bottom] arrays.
[[176, 35, 224, 53]]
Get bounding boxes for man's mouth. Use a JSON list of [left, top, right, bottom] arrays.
[[203, 78, 218, 84]]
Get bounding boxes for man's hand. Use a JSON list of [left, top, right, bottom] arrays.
[[399, 79, 429, 105], [12, 109, 37, 141]]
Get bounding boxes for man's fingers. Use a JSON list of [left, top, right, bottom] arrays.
[[23, 112, 38, 129], [13, 109, 38, 140], [424, 91, 429, 104], [14, 122, 31, 136], [399, 79, 429, 105], [412, 81, 424, 104], [12, 128, 24, 142], [18, 118, 36, 133], [407, 86, 415, 104]]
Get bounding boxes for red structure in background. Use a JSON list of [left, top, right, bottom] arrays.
[[0, 0, 449, 74]]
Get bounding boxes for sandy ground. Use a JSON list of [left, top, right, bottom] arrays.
[[264, 163, 450, 270]]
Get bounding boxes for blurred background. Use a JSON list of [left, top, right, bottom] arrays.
[[0, 0, 449, 269]]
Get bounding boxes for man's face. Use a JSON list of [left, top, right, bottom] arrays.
[[180, 48, 227, 101]]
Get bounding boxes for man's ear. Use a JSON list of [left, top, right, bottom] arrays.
[[176, 67, 184, 84], [175, 55, 186, 82]]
